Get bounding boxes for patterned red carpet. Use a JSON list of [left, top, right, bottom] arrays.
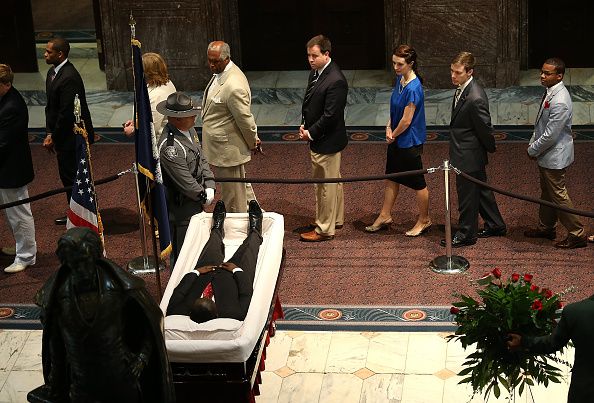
[[1, 142, 592, 306]]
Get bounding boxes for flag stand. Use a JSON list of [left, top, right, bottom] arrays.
[[429, 160, 470, 274], [128, 162, 165, 275]]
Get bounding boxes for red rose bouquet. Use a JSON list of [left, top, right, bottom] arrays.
[[448, 268, 571, 399]]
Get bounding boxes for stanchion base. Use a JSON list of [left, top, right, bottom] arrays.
[[128, 256, 165, 274], [429, 255, 470, 274]]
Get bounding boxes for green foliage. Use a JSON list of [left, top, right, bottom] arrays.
[[447, 269, 569, 399]]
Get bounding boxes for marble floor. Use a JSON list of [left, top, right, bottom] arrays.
[[13, 44, 594, 128], [0, 329, 573, 403]]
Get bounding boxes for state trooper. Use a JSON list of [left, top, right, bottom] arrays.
[[157, 92, 215, 261]]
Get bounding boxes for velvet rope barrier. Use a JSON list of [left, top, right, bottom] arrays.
[[0, 169, 131, 211], [2, 164, 592, 220], [454, 168, 594, 219]]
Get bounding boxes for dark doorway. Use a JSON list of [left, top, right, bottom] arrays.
[[3, 0, 37, 72], [238, 0, 385, 70], [528, 1, 594, 68]]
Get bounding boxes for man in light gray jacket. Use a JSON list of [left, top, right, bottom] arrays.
[[524, 57, 586, 249]]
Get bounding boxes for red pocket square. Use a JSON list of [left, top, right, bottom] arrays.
[[544, 101, 550, 109]]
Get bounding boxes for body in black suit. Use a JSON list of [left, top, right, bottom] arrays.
[[0, 86, 34, 189], [509, 295, 594, 403], [45, 55, 94, 203], [300, 44, 348, 239], [449, 78, 505, 241], [166, 228, 262, 321]]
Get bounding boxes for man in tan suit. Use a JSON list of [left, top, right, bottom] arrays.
[[201, 41, 260, 213]]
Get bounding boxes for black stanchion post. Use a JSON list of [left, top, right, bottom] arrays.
[[429, 160, 470, 274]]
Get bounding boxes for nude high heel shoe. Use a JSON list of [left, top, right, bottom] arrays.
[[404, 221, 432, 237], [365, 217, 393, 233]]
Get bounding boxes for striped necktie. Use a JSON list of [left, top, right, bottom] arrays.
[[303, 70, 320, 105], [454, 87, 462, 107]]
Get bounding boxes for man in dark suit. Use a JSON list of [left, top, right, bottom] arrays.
[[0, 64, 37, 273], [507, 294, 594, 403], [166, 200, 263, 323], [441, 51, 506, 248], [43, 38, 95, 225], [299, 34, 348, 242]]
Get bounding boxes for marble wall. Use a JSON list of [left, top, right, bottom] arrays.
[[385, 0, 520, 88], [98, 0, 521, 91]]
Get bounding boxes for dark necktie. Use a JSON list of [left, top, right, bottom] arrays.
[[48, 67, 56, 82], [303, 70, 320, 105], [535, 90, 548, 123]]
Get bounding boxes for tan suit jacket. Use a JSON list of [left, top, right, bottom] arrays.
[[201, 63, 258, 167]]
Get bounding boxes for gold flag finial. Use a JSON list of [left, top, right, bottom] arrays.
[[129, 11, 136, 39]]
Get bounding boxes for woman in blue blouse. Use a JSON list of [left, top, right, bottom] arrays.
[[365, 45, 431, 236]]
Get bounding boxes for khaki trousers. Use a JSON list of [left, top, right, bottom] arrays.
[[216, 164, 257, 213], [310, 150, 344, 236], [538, 166, 584, 237]]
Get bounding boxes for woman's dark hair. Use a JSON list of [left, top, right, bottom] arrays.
[[393, 44, 422, 84]]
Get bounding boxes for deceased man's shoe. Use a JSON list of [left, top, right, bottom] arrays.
[[554, 235, 588, 249], [211, 201, 226, 235], [248, 200, 263, 235], [300, 230, 334, 242]]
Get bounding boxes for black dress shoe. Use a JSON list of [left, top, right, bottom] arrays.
[[477, 227, 507, 238], [248, 200, 263, 235], [211, 201, 226, 235], [54, 216, 67, 225], [554, 235, 587, 249], [440, 235, 477, 248]]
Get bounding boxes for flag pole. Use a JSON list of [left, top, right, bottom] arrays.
[[125, 12, 165, 297], [145, 181, 164, 297], [128, 162, 150, 270]]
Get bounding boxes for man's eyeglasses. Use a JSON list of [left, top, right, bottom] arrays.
[[540, 70, 557, 76]]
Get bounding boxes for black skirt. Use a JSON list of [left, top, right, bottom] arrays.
[[385, 144, 427, 190]]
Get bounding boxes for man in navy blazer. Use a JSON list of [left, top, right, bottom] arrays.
[[299, 35, 348, 242], [524, 58, 587, 249], [43, 38, 94, 225], [441, 51, 506, 248], [0, 64, 37, 273]]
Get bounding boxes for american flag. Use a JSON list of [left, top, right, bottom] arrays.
[[66, 127, 102, 236]]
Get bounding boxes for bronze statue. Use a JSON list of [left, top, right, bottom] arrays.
[[28, 228, 174, 403]]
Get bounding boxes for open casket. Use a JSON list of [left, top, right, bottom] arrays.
[[159, 211, 285, 403]]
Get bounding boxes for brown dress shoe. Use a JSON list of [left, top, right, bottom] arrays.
[[300, 229, 334, 242], [524, 228, 556, 240], [554, 235, 588, 249], [309, 222, 343, 229]]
